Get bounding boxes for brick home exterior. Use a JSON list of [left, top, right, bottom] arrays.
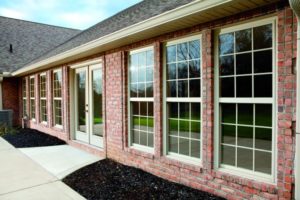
[[2, 1, 299, 199]]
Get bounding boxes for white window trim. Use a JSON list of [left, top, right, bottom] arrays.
[[128, 45, 155, 153], [40, 73, 47, 124], [29, 76, 36, 121], [53, 69, 63, 128], [213, 17, 277, 183], [163, 34, 203, 165]]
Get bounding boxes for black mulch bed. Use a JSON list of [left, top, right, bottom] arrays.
[[63, 159, 225, 200], [2, 128, 66, 148]]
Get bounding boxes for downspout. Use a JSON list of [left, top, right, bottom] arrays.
[[289, 0, 300, 199]]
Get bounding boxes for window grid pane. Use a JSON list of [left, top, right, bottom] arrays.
[[166, 39, 202, 160], [129, 49, 154, 148], [40, 75, 47, 122], [30, 78, 35, 119], [219, 24, 273, 176], [53, 70, 62, 126], [22, 79, 27, 116]]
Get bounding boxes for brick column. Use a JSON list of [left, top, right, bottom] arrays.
[[202, 29, 214, 173]]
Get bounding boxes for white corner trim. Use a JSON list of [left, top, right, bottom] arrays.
[[12, 0, 232, 76]]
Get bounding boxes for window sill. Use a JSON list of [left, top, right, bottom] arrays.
[[54, 125, 63, 130], [127, 145, 154, 159], [217, 165, 275, 184], [161, 155, 202, 172]]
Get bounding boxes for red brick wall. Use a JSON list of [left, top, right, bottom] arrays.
[[2, 77, 20, 126], [14, 2, 298, 199]]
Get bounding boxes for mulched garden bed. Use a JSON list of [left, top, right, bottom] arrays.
[[63, 159, 225, 200], [2, 128, 66, 148]]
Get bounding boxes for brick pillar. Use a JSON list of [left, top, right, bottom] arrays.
[[62, 66, 70, 135], [202, 29, 214, 173], [154, 41, 163, 157], [277, 7, 297, 199]]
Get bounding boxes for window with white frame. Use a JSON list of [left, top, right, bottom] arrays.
[[129, 47, 154, 149], [53, 69, 62, 127], [40, 74, 47, 123], [216, 20, 275, 179], [22, 78, 27, 117], [165, 35, 202, 160], [30, 76, 35, 120]]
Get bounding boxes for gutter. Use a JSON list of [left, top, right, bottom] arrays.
[[288, 0, 300, 199], [11, 0, 232, 76]]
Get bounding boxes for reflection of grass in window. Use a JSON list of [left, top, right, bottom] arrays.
[[222, 113, 271, 127], [94, 117, 103, 124]]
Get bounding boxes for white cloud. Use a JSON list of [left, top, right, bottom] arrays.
[[0, 8, 27, 19]]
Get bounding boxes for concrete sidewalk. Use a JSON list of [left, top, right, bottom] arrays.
[[0, 138, 85, 200]]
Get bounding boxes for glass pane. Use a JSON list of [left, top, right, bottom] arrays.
[[189, 79, 201, 97], [169, 102, 178, 118], [139, 117, 147, 131], [77, 72, 86, 133], [221, 104, 236, 123], [237, 126, 253, 147], [137, 83, 145, 97], [220, 55, 234, 76], [169, 136, 178, 153], [167, 81, 176, 97], [133, 116, 139, 130], [92, 69, 103, 136], [179, 120, 189, 138], [148, 102, 153, 117], [169, 119, 178, 136], [219, 33, 234, 55], [179, 103, 189, 119], [255, 104, 272, 127], [191, 140, 201, 158], [147, 117, 154, 132], [255, 151, 271, 174], [236, 53, 252, 75], [253, 24, 272, 50], [54, 100, 62, 125], [178, 80, 188, 97], [167, 64, 176, 80], [179, 138, 189, 156], [189, 40, 200, 60], [132, 102, 139, 115], [191, 121, 201, 139], [177, 42, 188, 61], [220, 77, 234, 97], [146, 50, 154, 66], [146, 83, 153, 97], [148, 133, 154, 147], [236, 76, 252, 97], [237, 148, 253, 170], [254, 50, 272, 73], [221, 125, 235, 145], [130, 83, 138, 97], [130, 54, 138, 68], [140, 102, 147, 116], [255, 128, 272, 151], [138, 52, 146, 67], [138, 67, 146, 82], [140, 131, 147, 146], [236, 28, 251, 52], [191, 103, 201, 121], [221, 145, 235, 166], [178, 62, 188, 79], [238, 104, 253, 125], [133, 130, 139, 144], [189, 60, 200, 78], [146, 67, 153, 82], [167, 45, 176, 63], [254, 75, 272, 97]]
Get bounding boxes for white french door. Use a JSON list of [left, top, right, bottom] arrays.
[[75, 64, 103, 148]]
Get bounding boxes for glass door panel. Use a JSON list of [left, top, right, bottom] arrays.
[[92, 68, 103, 137]]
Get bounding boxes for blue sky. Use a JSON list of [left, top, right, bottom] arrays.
[[0, 0, 141, 30]]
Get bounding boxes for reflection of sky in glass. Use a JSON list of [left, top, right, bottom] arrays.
[[219, 33, 234, 55], [93, 69, 102, 94]]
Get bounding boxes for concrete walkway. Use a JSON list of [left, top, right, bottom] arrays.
[[0, 138, 99, 200]]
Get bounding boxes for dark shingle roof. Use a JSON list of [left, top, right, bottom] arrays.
[[24, 0, 194, 68], [0, 16, 80, 72]]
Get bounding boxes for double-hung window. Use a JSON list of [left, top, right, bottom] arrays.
[[22, 79, 27, 117], [165, 35, 202, 162], [53, 69, 63, 127], [30, 76, 35, 120], [216, 19, 275, 181], [129, 47, 154, 151], [40, 73, 47, 123]]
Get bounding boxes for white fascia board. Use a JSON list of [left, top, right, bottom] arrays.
[[12, 0, 232, 76]]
